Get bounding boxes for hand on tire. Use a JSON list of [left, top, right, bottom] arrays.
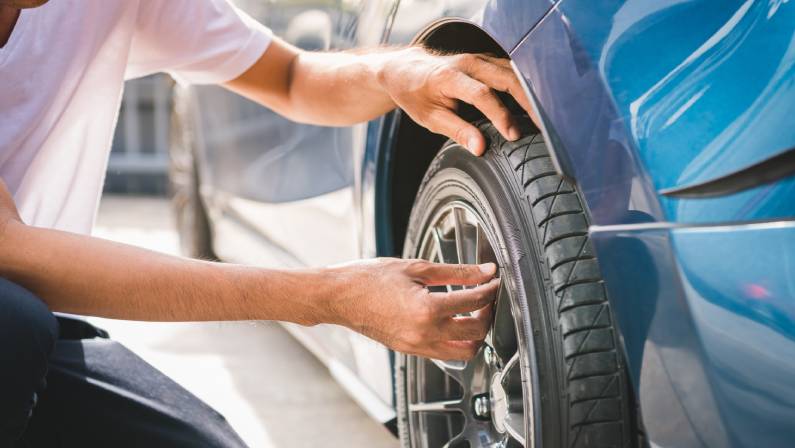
[[332, 258, 499, 361], [378, 47, 538, 156]]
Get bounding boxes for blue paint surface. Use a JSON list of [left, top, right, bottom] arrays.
[[496, 1, 795, 445], [673, 224, 795, 447], [593, 222, 795, 447], [480, 0, 554, 51], [512, 0, 795, 224]]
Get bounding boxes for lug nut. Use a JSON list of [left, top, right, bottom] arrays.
[[473, 395, 491, 419]]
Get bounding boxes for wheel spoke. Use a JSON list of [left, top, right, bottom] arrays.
[[409, 398, 463, 414], [441, 433, 466, 448], [501, 351, 520, 381], [432, 226, 460, 292], [433, 226, 459, 265], [453, 207, 478, 266], [411, 200, 533, 448], [500, 350, 527, 446], [429, 358, 468, 384], [504, 416, 527, 446], [492, 283, 517, 361]]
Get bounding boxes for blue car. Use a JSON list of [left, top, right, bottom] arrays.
[[169, 1, 795, 447]]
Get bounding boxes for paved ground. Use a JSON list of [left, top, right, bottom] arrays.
[[91, 195, 398, 448]]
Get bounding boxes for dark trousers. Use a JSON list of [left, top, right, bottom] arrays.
[[0, 278, 247, 447]]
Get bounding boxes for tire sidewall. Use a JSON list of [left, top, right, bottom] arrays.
[[397, 144, 564, 448]]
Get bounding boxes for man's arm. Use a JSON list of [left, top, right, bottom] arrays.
[[224, 38, 537, 155], [0, 182, 497, 360]]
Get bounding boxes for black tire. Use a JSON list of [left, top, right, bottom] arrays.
[[396, 121, 635, 447], [169, 92, 216, 260]]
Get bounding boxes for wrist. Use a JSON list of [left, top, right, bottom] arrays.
[[267, 266, 357, 327], [312, 265, 354, 327], [373, 47, 409, 102]]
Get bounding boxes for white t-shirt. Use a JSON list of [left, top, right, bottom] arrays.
[[0, 0, 272, 234]]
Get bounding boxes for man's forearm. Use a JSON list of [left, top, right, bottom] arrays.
[[285, 49, 398, 125], [0, 220, 333, 324], [225, 38, 397, 126]]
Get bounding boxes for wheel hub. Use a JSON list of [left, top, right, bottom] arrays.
[[490, 372, 510, 433], [406, 201, 532, 447]]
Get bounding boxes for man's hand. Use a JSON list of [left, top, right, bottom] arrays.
[[328, 258, 499, 361], [377, 47, 537, 156], [226, 39, 537, 156]]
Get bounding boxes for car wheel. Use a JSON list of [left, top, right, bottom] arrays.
[[396, 121, 635, 447], [169, 94, 216, 260]]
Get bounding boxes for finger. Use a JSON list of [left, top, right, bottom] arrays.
[[412, 261, 497, 286], [470, 55, 528, 98], [440, 306, 493, 341], [429, 278, 500, 314], [445, 73, 517, 142], [466, 56, 536, 127], [422, 108, 486, 155]]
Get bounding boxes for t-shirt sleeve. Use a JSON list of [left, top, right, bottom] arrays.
[[126, 0, 272, 85]]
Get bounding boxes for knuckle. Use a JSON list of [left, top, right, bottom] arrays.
[[475, 287, 490, 302], [412, 109, 433, 125], [426, 299, 443, 319], [456, 53, 477, 68], [404, 331, 424, 348], [426, 110, 449, 129], [416, 301, 437, 324], [495, 106, 512, 121], [474, 85, 492, 100], [407, 259, 428, 275], [454, 127, 469, 145], [430, 65, 454, 82]]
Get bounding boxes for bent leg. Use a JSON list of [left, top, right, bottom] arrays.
[[21, 338, 247, 448], [0, 278, 59, 446]]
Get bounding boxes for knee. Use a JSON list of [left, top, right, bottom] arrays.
[[0, 278, 58, 367], [0, 279, 58, 444]]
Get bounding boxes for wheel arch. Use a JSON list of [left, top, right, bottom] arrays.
[[376, 20, 528, 257]]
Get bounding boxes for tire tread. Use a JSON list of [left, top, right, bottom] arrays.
[[480, 122, 632, 448]]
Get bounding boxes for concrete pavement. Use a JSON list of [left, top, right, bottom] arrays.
[[91, 195, 398, 448]]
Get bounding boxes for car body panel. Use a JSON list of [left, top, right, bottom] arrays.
[[592, 220, 795, 447], [512, 0, 795, 226], [511, 7, 664, 227]]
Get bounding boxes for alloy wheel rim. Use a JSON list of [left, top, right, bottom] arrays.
[[407, 201, 533, 448]]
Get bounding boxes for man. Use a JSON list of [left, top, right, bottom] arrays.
[[0, 0, 534, 446]]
